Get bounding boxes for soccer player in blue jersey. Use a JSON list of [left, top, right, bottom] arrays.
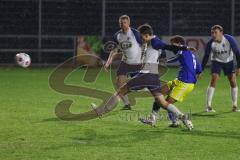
[[201, 25, 240, 112], [97, 24, 196, 130], [139, 35, 202, 127], [104, 15, 142, 110]]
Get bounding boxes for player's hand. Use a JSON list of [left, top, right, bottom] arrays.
[[236, 68, 240, 76], [187, 46, 197, 52], [104, 61, 111, 72], [159, 58, 167, 65]]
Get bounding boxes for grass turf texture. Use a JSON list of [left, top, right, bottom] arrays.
[[1, 67, 240, 160]]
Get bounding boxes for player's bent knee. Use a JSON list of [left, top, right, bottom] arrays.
[[227, 74, 237, 88], [166, 96, 177, 104], [160, 84, 170, 95]]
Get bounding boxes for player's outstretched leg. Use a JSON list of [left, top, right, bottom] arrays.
[[96, 84, 130, 117]]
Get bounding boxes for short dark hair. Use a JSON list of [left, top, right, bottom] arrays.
[[170, 35, 185, 45], [119, 15, 130, 22], [138, 24, 153, 35], [211, 25, 223, 32]]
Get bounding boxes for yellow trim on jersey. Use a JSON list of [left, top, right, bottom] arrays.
[[167, 79, 194, 102]]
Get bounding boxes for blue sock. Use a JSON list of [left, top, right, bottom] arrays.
[[168, 111, 177, 123], [152, 101, 178, 123]]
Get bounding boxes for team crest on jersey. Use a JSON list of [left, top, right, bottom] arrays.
[[119, 40, 132, 50]]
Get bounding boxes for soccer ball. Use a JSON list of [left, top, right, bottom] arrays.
[[15, 53, 31, 68]]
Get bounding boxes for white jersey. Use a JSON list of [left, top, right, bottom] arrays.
[[141, 43, 162, 64], [210, 36, 233, 63], [202, 34, 240, 69], [140, 37, 163, 74], [113, 28, 142, 64]]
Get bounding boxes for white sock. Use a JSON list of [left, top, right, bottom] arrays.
[[231, 87, 238, 107], [122, 95, 130, 106], [167, 104, 184, 118], [151, 111, 158, 121], [102, 94, 121, 113], [207, 86, 215, 107]]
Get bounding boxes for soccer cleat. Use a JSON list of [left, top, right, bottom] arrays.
[[180, 115, 193, 130], [232, 106, 240, 112], [139, 117, 156, 127], [205, 106, 216, 112], [168, 121, 180, 128], [121, 104, 132, 110]]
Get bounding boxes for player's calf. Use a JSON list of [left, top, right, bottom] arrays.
[[116, 75, 131, 110], [168, 111, 180, 127]]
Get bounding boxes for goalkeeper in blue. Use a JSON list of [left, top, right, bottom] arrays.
[[139, 35, 202, 127]]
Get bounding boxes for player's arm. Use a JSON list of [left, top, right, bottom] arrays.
[[225, 34, 240, 75], [201, 40, 212, 71], [196, 59, 203, 80], [104, 33, 120, 71], [235, 54, 240, 76], [151, 38, 196, 54], [167, 54, 180, 63], [104, 48, 119, 71], [196, 60, 202, 74]]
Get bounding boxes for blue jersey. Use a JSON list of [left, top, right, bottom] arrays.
[[168, 50, 202, 84]]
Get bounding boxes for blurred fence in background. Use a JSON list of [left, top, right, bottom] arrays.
[[0, 0, 239, 65]]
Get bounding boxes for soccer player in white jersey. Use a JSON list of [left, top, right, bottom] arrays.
[[201, 25, 240, 112], [104, 15, 142, 110], [98, 24, 196, 130]]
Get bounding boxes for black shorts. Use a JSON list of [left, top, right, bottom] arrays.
[[126, 73, 161, 95], [116, 61, 142, 76], [211, 61, 235, 75]]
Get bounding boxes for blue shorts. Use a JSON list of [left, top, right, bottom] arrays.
[[211, 61, 235, 75], [126, 73, 161, 95]]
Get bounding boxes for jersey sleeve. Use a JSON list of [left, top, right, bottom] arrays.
[[112, 31, 120, 44], [131, 28, 142, 45], [151, 37, 188, 53], [201, 39, 213, 71], [225, 34, 240, 68], [151, 37, 167, 50]]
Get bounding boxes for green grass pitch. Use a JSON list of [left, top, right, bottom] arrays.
[[1, 67, 240, 160]]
